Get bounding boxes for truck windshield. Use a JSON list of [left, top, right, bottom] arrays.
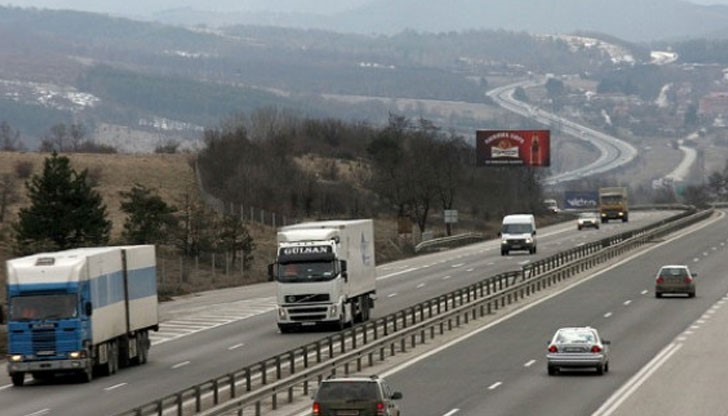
[[277, 261, 336, 283], [601, 195, 623, 204], [502, 223, 533, 234], [10, 294, 78, 321]]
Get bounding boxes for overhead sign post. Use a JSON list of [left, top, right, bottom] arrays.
[[475, 129, 551, 167]]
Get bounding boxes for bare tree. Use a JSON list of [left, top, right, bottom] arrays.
[[0, 121, 23, 151], [0, 173, 20, 223]]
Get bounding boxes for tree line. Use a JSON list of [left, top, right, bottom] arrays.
[[2, 152, 254, 268], [197, 109, 546, 236]]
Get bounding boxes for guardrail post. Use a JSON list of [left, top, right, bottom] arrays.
[[261, 361, 267, 385], [213, 378, 220, 405], [303, 345, 309, 368], [352, 327, 358, 349], [316, 341, 322, 363], [230, 374, 236, 398], [290, 351, 296, 374], [276, 356, 282, 380], [194, 386, 201, 412], [246, 368, 252, 391]]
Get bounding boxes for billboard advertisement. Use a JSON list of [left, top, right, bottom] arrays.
[[476, 130, 550, 167], [564, 191, 599, 210]]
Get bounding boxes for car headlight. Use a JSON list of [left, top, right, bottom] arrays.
[[501, 240, 508, 245], [7, 354, 23, 362]]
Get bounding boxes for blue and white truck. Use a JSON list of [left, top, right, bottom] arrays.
[[5, 245, 159, 386]]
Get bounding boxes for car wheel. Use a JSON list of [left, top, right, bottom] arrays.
[[547, 365, 558, 376], [689, 290, 696, 298], [578, 226, 582, 230], [655, 292, 662, 298], [501, 249, 508, 256], [596, 364, 604, 375], [605, 361, 609, 373]]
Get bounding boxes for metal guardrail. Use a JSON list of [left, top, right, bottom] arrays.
[[414, 232, 486, 253], [114, 208, 710, 416]]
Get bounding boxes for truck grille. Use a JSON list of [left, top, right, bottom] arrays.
[[285, 294, 330, 304], [32, 329, 56, 355]]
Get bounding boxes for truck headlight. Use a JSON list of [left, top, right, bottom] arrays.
[[7, 354, 23, 362], [69, 350, 87, 359], [526, 238, 533, 244], [501, 240, 508, 245], [277, 307, 287, 319], [330, 304, 338, 317]]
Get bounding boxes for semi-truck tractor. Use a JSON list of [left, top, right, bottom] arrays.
[[269, 219, 376, 333], [6, 245, 158, 386]]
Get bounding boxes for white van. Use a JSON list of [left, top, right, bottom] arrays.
[[499, 214, 537, 255]]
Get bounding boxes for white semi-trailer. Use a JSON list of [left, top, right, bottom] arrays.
[[6, 245, 158, 386], [269, 219, 376, 333]]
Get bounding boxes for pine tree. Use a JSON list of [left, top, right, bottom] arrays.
[[120, 183, 178, 244], [13, 152, 111, 254]]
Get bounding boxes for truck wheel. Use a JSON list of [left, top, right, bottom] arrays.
[[278, 323, 294, 334], [360, 296, 371, 322], [11, 373, 25, 386], [79, 368, 93, 383], [139, 332, 149, 364]]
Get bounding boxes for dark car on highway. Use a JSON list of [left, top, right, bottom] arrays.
[[655, 265, 696, 298], [312, 375, 403, 416]]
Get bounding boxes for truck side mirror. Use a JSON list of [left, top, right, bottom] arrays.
[[267, 264, 275, 282], [497, 231, 501, 237], [85, 302, 93, 316], [532, 230, 537, 235]]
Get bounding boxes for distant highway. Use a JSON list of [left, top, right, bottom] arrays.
[[487, 78, 638, 185]]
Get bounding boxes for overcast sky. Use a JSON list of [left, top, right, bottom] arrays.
[[4, 0, 728, 16]]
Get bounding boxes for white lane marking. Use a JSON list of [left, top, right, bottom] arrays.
[[104, 383, 127, 391], [451, 263, 465, 268], [703, 252, 709, 257], [172, 361, 190, 369], [604, 312, 613, 318], [387, 293, 398, 298], [677, 336, 688, 341], [690, 325, 700, 330], [487, 262, 495, 266], [712, 247, 717, 251], [693, 258, 700, 262], [702, 314, 712, 320], [416, 283, 426, 289], [377, 268, 418, 280], [488, 382, 503, 390], [623, 300, 632, 306], [577, 242, 586, 247], [443, 275, 452, 280], [228, 343, 245, 351], [697, 320, 706, 324], [524, 359, 536, 367], [0, 384, 13, 391], [24, 410, 50, 416], [466, 268, 474, 272], [443, 410, 460, 416], [641, 290, 649, 295], [684, 331, 694, 335], [518, 260, 531, 265], [593, 343, 682, 416]]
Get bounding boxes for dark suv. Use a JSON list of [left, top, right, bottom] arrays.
[[312, 375, 403, 416]]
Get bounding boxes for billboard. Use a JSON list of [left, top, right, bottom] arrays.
[[476, 130, 550, 167], [564, 191, 599, 210]]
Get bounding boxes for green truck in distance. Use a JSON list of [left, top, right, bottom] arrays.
[[599, 187, 628, 223]]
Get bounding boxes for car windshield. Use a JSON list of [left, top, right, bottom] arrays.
[[579, 213, 596, 218], [556, 329, 597, 344], [660, 267, 688, 278], [502, 223, 533, 234], [10, 293, 78, 321], [277, 261, 336, 283], [317, 382, 379, 401]]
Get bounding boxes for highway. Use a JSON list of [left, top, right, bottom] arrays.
[[385, 210, 727, 416], [0, 211, 673, 416], [487, 79, 638, 185]]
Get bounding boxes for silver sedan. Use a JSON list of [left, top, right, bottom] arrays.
[[547, 327, 610, 375]]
